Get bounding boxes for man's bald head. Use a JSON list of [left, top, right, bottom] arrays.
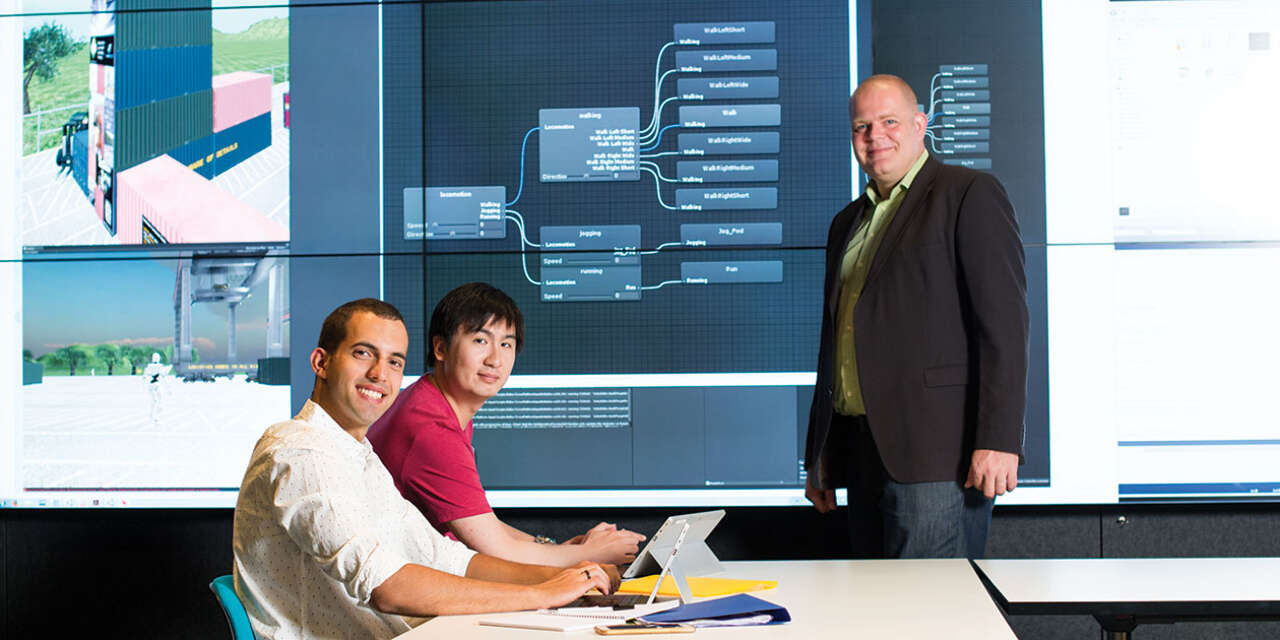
[[848, 74, 928, 195], [849, 74, 919, 116]]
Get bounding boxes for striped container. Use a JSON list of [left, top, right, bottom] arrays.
[[211, 72, 272, 133], [116, 0, 212, 51], [210, 111, 270, 175], [115, 45, 212, 109], [167, 134, 216, 178], [115, 154, 287, 245], [114, 88, 212, 172], [256, 357, 290, 386]]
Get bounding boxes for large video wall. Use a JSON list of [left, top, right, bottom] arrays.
[[1, 0, 1277, 509]]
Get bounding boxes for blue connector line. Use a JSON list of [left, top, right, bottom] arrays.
[[639, 124, 682, 152], [641, 279, 683, 291], [505, 126, 540, 207], [639, 166, 679, 210]]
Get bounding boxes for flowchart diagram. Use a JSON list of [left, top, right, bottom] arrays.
[[405, 21, 785, 303], [925, 64, 992, 171]]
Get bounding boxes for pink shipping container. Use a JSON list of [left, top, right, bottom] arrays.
[[116, 154, 287, 245], [211, 71, 272, 133]]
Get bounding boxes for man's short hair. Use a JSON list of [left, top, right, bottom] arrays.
[[316, 298, 405, 354], [428, 282, 524, 365]]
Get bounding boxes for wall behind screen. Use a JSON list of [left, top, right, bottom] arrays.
[[287, 0, 386, 412]]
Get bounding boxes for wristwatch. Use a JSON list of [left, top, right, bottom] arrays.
[[534, 535, 557, 544]]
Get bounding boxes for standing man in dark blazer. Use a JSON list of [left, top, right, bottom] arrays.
[[804, 74, 1028, 559]]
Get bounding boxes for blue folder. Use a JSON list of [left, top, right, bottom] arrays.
[[639, 593, 791, 625]]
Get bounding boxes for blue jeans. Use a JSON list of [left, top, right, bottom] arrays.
[[842, 415, 993, 559]]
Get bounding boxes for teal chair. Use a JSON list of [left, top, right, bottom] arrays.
[[209, 574, 258, 640]]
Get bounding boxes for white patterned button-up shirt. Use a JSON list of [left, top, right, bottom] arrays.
[[232, 400, 476, 639]]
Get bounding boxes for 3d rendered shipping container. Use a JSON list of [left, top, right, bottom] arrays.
[[75, 0, 281, 244]]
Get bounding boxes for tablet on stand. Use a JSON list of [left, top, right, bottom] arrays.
[[625, 509, 726, 602]]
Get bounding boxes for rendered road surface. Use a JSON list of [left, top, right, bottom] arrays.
[[21, 375, 290, 489], [19, 82, 291, 249]]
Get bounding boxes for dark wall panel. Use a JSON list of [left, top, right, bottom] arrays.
[[3, 510, 232, 639], [1102, 506, 1280, 558], [4, 506, 1280, 638], [987, 508, 1100, 559]]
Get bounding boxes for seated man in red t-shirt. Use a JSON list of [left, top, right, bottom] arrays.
[[369, 282, 645, 566]]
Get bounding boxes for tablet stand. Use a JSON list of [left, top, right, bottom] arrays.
[[643, 519, 723, 603]]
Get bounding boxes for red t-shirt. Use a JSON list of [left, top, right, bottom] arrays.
[[368, 377, 491, 533]]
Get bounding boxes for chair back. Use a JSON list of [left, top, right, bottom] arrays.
[[209, 574, 257, 640]]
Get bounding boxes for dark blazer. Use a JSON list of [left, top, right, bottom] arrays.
[[805, 156, 1029, 487]]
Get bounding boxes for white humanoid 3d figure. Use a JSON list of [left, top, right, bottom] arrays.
[[143, 353, 172, 424]]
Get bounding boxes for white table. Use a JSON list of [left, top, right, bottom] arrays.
[[397, 559, 1016, 639], [975, 557, 1280, 639]]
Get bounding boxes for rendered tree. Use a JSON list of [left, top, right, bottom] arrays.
[[94, 343, 122, 376], [40, 351, 65, 372], [54, 344, 92, 376], [22, 23, 76, 115], [125, 346, 151, 375], [23, 349, 34, 362]]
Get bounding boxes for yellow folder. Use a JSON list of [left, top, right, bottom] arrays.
[[617, 575, 778, 598]]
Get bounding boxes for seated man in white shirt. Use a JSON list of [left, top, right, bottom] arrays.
[[233, 298, 617, 639]]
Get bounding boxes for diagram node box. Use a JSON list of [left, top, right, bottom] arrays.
[[681, 260, 783, 284], [936, 129, 990, 141], [678, 76, 779, 101], [940, 102, 990, 116], [677, 159, 778, 183], [939, 141, 989, 154], [940, 64, 988, 75], [943, 158, 992, 170], [675, 188, 777, 211], [940, 76, 989, 89], [673, 21, 775, 45], [679, 132, 780, 155], [403, 186, 507, 240], [675, 49, 777, 73], [540, 225, 642, 303], [539, 108, 640, 182], [936, 115, 990, 128], [941, 89, 990, 102], [679, 104, 780, 128], [680, 223, 782, 246]]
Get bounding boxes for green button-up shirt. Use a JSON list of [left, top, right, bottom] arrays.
[[833, 150, 929, 416]]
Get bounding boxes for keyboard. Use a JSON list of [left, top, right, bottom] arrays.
[[566, 593, 674, 609]]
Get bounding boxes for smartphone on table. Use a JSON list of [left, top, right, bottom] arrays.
[[594, 621, 694, 635]]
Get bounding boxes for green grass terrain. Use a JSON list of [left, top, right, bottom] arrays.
[[22, 41, 91, 155], [213, 17, 290, 82], [21, 17, 289, 155]]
